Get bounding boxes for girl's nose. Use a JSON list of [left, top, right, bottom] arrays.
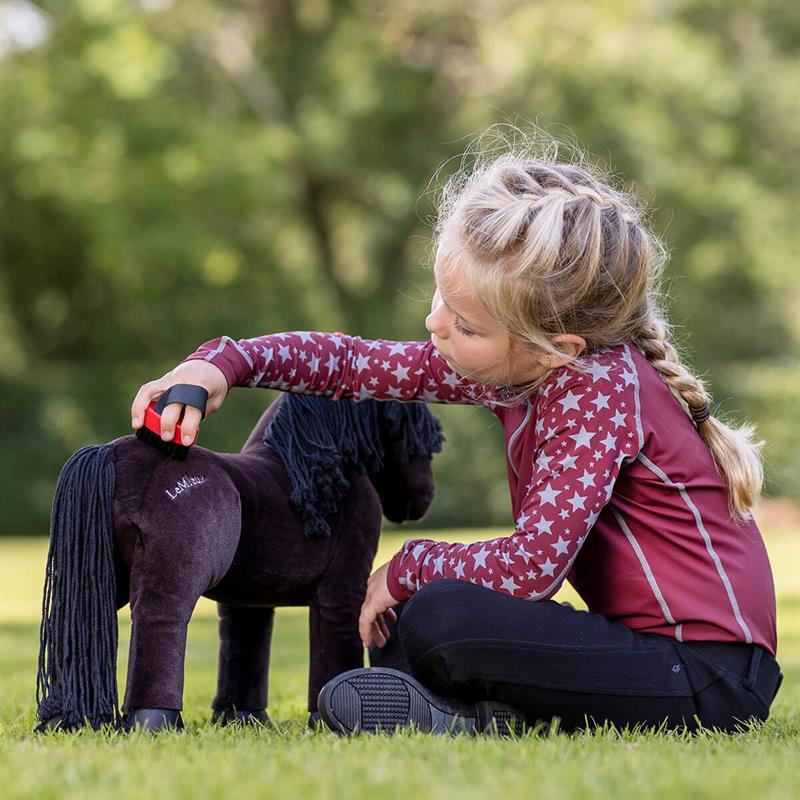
[[425, 309, 448, 340], [426, 288, 447, 338]]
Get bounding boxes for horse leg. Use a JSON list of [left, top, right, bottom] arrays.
[[122, 557, 201, 732], [120, 463, 242, 732], [212, 604, 275, 725], [307, 569, 370, 728]]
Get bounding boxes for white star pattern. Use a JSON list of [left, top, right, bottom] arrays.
[[569, 425, 595, 449], [601, 431, 618, 452], [555, 372, 572, 390], [538, 483, 562, 506], [610, 409, 628, 429], [559, 453, 578, 471], [538, 558, 557, 577], [471, 546, 490, 571], [567, 492, 587, 511], [577, 470, 596, 490], [442, 372, 460, 390], [387, 342, 408, 357], [326, 353, 341, 374], [557, 390, 584, 413], [412, 543, 428, 560], [586, 361, 612, 382], [391, 363, 411, 383], [500, 576, 520, 594], [552, 536, 571, 556], [185, 334, 642, 605], [534, 515, 554, 535]]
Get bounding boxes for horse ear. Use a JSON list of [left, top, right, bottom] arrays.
[[381, 402, 445, 464]]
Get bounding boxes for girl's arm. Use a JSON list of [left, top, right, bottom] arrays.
[[180, 331, 506, 406], [385, 351, 644, 602]]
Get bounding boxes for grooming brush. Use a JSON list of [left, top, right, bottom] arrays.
[[134, 383, 209, 460]]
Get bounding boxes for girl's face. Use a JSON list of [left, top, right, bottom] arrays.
[[425, 265, 546, 387]]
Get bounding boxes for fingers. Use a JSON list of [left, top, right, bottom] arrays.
[[178, 406, 203, 445], [359, 604, 394, 649], [371, 620, 387, 648], [359, 607, 374, 648], [131, 371, 207, 441], [158, 402, 185, 441], [384, 607, 397, 623], [131, 381, 171, 430], [132, 361, 228, 433], [376, 613, 391, 643]]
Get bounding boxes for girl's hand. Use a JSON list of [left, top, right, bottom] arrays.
[[131, 360, 230, 444], [359, 561, 399, 649]]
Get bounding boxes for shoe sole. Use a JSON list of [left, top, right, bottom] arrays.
[[317, 667, 527, 736]]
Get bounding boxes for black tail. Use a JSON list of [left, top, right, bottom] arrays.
[[35, 444, 121, 732]]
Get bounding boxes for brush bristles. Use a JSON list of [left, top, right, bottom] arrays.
[[135, 426, 191, 460]]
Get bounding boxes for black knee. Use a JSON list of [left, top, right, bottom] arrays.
[[397, 579, 476, 668]]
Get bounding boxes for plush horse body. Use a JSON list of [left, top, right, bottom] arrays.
[[36, 393, 443, 732]]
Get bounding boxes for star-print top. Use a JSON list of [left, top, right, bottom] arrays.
[[181, 331, 777, 654]]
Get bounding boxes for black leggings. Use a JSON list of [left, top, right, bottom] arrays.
[[368, 579, 783, 733]]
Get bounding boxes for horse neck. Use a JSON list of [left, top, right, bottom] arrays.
[[240, 396, 285, 453]]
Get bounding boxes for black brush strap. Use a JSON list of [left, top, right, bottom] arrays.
[[154, 384, 209, 419]]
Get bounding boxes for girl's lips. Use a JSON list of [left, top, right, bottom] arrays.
[[432, 340, 458, 371]]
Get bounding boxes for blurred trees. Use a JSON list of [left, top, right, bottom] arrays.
[[0, 0, 797, 535]]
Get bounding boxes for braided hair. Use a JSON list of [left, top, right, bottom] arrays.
[[428, 123, 763, 521]]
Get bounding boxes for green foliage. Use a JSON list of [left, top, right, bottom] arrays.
[[1, 0, 798, 534]]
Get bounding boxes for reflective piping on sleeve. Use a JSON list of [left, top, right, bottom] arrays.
[[204, 335, 254, 370], [203, 338, 228, 361], [636, 452, 753, 644], [611, 507, 682, 641], [621, 345, 644, 451], [506, 400, 533, 479]]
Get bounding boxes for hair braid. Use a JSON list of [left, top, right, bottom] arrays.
[[634, 313, 764, 522], [634, 316, 710, 407], [430, 122, 765, 523]]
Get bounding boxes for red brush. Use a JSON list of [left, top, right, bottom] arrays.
[[134, 384, 209, 460]]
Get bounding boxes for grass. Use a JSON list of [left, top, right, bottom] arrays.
[[1, 528, 798, 800]]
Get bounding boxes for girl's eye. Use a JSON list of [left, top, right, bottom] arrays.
[[454, 319, 474, 336]]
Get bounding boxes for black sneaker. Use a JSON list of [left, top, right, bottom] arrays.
[[317, 667, 527, 736]]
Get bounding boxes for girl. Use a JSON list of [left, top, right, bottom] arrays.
[[131, 128, 782, 736]]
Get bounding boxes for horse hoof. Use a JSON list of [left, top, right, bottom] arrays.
[[125, 708, 184, 733], [211, 708, 270, 726]]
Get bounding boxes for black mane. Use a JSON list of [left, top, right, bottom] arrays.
[[263, 394, 444, 537]]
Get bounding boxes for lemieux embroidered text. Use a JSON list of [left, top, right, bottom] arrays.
[[165, 474, 207, 501]]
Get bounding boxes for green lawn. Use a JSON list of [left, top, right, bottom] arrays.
[[1, 529, 798, 800]]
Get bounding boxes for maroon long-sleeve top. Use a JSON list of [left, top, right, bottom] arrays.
[[182, 331, 777, 655]]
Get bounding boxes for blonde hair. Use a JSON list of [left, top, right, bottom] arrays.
[[428, 124, 763, 522]]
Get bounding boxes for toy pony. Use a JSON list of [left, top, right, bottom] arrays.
[[35, 391, 444, 732]]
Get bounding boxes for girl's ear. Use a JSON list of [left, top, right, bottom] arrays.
[[544, 334, 587, 367]]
